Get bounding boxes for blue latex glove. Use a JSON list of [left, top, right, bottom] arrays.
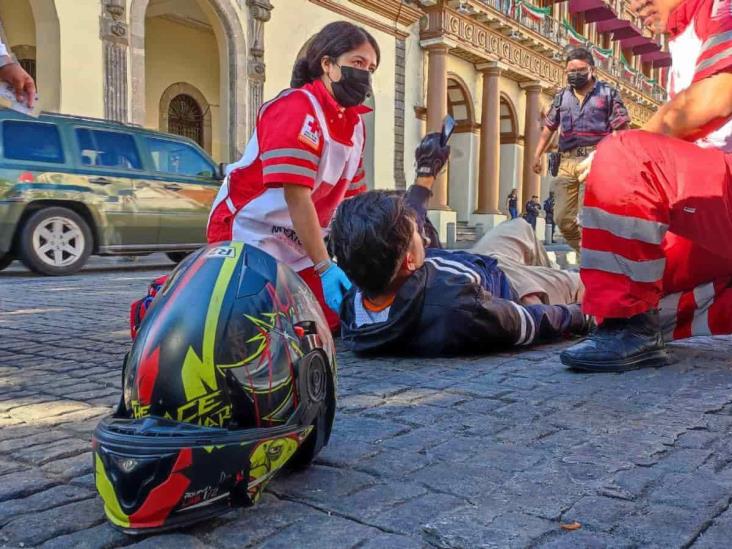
[[319, 262, 352, 313]]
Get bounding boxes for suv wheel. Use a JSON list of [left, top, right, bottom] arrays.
[[19, 207, 92, 276], [0, 254, 13, 271], [166, 251, 190, 264]]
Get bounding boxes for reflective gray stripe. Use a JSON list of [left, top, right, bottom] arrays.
[[697, 46, 732, 73], [691, 282, 716, 336], [582, 207, 668, 245], [700, 30, 732, 54], [581, 249, 665, 283], [262, 165, 316, 179], [658, 291, 681, 342], [261, 148, 320, 165]]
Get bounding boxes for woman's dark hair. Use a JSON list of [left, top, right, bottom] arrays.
[[291, 21, 381, 88], [329, 191, 414, 299], [566, 46, 595, 66]]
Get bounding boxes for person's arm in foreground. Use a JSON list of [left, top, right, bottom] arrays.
[[285, 184, 351, 311], [0, 39, 35, 108], [643, 73, 732, 139]]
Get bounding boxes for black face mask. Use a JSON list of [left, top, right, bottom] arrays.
[[331, 63, 372, 107], [568, 71, 591, 89]]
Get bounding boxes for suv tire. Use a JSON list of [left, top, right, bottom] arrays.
[[19, 207, 93, 276], [0, 254, 13, 271], [166, 251, 190, 264]]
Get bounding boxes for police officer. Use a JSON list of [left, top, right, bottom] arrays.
[[524, 195, 541, 231], [543, 191, 556, 243], [532, 47, 630, 252]]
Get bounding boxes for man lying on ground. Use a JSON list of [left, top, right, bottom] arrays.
[[329, 170, 590, 356]]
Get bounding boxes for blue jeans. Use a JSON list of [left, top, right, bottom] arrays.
[[509, 207, 518, 219]]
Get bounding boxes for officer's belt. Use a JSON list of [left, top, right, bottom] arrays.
[[560, 146, 596, 158]]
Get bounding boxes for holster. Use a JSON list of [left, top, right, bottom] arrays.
[[548, 152, 560, 178]]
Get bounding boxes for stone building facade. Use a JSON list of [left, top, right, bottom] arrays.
[[0, 0, 668, 237]]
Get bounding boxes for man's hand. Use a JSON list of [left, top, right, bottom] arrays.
[[532, 155, 543, 175], [0, 62, 36, 108], [318, 262, 352, 313], [577, 151, 595, 183], [415, 132, 450, 177]]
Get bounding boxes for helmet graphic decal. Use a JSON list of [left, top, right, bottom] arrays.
[[180, 242, 243, 403]]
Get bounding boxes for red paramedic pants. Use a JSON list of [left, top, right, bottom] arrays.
[[580, 130, 732, 340]]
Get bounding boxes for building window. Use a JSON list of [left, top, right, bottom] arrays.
[[11, 45, 37, 84], [168, 94, 204, 148], [447, 75, 475, 132], [570, 12, 585, 35], [500, 96, 518, 144]]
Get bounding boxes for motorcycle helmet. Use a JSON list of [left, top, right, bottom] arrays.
[[93, 242, 336, 534]]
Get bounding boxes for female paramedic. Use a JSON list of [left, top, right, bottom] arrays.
[[207, 22, 380, 330]]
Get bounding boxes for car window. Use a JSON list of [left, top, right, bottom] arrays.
[[3, 121, 65, 164], [75, 128, 142, 170], [144, 137, 214, 178]]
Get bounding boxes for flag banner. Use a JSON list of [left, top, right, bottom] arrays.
[[563, 19, 587, 46], [591, 45, 613, 63], [516, 1, 552, 21]]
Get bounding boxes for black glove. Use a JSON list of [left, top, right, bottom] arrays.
[[415, 132, 450, 177], [568, 304, 596, 336]]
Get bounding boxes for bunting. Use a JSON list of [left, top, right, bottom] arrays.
[[620, 53, 637, 81], [591, 45, 613, 63], [516, 1, 552, 21], [562, 19, 587, 47]]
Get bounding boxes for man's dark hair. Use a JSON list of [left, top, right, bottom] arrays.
[[329, 191, 415, 298], [291, 22, 381, 88], [566, 47, 595, 67]]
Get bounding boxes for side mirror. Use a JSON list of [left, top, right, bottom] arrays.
[[215, 162, 226, 181]]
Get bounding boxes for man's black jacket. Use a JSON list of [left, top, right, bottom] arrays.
[[340, 250, 586, 356]]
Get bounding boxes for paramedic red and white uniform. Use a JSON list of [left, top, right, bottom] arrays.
[[207, 79, 369, 322], [579, 0, 732, 338]]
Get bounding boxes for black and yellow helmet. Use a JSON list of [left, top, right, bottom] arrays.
[[93, 242, 336, 533]]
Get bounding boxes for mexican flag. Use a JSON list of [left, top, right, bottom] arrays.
[[619, 53, 635, 79], [516, 1, 552, 21], [642, 77, 656, 93], [591, 45, 613, 63], [563, 20, 587, 47]]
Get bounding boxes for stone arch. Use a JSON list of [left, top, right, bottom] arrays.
[[499, 93, 518, 144], [159, 82, 213, 154], [446, 73, 476, 131], [129, 0, 247, 161]]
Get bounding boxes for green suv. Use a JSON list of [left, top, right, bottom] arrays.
[[0, 111, 224, 275]]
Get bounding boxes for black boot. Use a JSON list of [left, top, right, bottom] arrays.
[[560, 309, 668, 372]]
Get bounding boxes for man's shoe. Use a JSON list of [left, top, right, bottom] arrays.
[[560, 309, 668, 372]]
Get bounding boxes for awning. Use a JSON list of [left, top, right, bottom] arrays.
[[584, 6, 616, 22], [569, 0, 612, 13], [596, 18, 631, 33], [633, 40, 661, 55]]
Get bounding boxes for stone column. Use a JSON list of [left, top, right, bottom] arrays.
[[246, 0, 274, 139], [476, 64, 502, 214], [424, 42, 450, 210], [100, 0, 128, 122], [521, 81, 543, 201]]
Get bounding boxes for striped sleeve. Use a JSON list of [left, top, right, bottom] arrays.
[[693, 0, 732, 83], [258, 94, 322, 189], [345, 156, 367, 197]]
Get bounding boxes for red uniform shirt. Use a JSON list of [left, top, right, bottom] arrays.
[[207, 79, 369, 271]]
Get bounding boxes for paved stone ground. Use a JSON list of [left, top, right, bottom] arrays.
[[2, 265, 732, 548]]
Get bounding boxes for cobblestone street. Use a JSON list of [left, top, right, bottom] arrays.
[[2, 264, 732, 548]]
